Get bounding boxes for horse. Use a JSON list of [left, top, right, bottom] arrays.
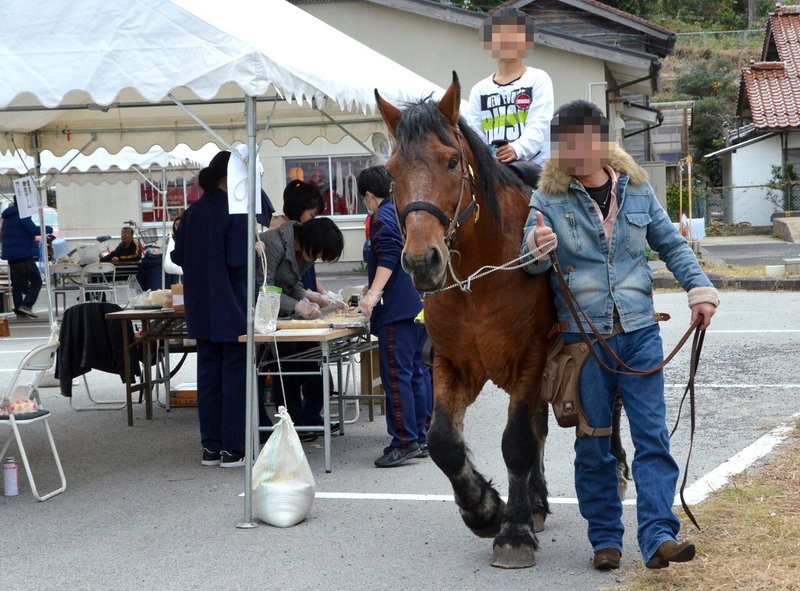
[[375, 72, 629, 569]]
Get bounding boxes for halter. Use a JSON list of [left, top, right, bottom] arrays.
[[391, 125, 479, 251]]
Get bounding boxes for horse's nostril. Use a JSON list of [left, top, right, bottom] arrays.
[[425, 247, 442, 269]]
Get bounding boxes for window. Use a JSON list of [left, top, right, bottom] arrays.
[[139, 177, 201, 226], [284, 154, 372, 217]]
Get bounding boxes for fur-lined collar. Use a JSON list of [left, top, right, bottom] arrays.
[[538, 143, 649, 195]]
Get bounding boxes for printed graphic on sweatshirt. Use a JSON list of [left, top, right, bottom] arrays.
[[479, 86, 533, 144]]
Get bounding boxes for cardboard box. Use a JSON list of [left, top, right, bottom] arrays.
[[170, 382, 197, 407], [171, 283, 184, 312]]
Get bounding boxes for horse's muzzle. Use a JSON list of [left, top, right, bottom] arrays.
[[402, 246, 446, 291]]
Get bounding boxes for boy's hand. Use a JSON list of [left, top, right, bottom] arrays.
[[496, 143, 518, 163]]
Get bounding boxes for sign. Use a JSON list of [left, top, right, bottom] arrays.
[[227, 145, 262, 215], [12, 176, 40, 219]]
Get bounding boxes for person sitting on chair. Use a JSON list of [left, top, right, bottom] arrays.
[[101, 227, 141, 265]]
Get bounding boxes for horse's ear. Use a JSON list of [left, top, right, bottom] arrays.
[[437, 71, 461, 127], [375, 90, 401, 137]]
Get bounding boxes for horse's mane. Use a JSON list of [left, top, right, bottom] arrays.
[[394, 98, 525, 223]]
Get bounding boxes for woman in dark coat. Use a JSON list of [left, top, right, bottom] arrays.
[[171, 150, 248, 467]]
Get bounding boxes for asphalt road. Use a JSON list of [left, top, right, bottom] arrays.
[[0, 290, 798, 590]]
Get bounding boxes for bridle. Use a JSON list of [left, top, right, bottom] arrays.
[[390, 125, 480, 252]]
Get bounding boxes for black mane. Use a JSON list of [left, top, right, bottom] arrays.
[[394, 98, 525, 223]]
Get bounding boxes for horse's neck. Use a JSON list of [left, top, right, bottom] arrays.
[[456, 183, 528, 271]]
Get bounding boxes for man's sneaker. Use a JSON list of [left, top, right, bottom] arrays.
[[17, 306, 37, 318], [418, 442, 429, 458], [201, 448, 220, 466], [220, 451, 245, 468], [374, 442, 422, 468]]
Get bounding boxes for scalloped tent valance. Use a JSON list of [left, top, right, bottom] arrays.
[[0, 0, 441, 155]]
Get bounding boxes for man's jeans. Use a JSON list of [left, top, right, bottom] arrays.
[[563, 324, 680, 564]]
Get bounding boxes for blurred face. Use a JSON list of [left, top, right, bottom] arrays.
[[554, 127, 609, 178], [121, 228, 134, 245], [486, 23, 533, 60], [298, 207, 318, 223]]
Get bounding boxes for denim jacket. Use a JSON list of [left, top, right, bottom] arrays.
[[521, 144, 716, 335]]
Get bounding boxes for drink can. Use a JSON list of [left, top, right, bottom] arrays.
[[3, 456, 19, 497]]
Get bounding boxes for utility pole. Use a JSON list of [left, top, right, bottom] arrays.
[[748, 0, 758, 28]]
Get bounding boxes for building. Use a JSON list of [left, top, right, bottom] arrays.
[[706, 3, 800, 226]]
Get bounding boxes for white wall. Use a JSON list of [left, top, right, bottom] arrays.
[[55, 181, 140, 239], [301, 2, 607, 111], [728, 134, 782, 226]]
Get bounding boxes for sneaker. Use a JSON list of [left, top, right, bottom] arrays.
[[298, 431, 319, 443], [17, 306, 38, 318], [418, 442, 429, 458], [201, 448, 220, 466], [374, 442, 422, 468], [219, 451, 245, 468]]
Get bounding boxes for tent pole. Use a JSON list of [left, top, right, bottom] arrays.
[[31, 132, 55, 329], [237, 94, 258, 530]]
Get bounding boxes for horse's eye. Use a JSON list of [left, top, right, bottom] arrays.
[[447, 158, 459, 170]]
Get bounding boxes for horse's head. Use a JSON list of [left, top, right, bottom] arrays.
[[375, 73, 473, 291]]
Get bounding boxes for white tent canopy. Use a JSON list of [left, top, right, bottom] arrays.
[[0, 0, 442, 155], [1, 0, 442, 524]]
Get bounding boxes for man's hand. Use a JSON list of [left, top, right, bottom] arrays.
[[496, 143, 518, 164], [526, 211, 557, 253], [691, 303, 716, 330], [111, 257, 119, 263]]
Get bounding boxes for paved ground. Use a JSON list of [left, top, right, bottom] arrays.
[[1, 285, 799, 590], [698, 235, 800, 267]]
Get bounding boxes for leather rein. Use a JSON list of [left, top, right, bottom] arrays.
[[550, 253, 706, 529]]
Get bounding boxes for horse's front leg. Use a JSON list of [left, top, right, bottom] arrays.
[[427, 358, 504, 538], [491, 396, 540, 569]]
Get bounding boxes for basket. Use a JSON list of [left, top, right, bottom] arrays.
[[140, 227, 159, 245]]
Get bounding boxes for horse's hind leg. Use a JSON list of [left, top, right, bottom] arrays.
[[427, 363, 504, 539], [610, 391, 631, 499], [491, 397, 540, 569], [528, 401, 550, 533]]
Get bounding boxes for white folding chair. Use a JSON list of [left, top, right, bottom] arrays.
[[50, 262, 85, 315], [82, 262, 117, 304], [0, 342, 67, 501]]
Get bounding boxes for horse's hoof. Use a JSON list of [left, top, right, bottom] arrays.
[[532, 512, 546, 533], [490, 544, 537, 569]]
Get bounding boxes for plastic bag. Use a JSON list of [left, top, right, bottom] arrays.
[[252, 406, 316, 527], [126, 275, 146, 305], [254, 286, 281, 334]]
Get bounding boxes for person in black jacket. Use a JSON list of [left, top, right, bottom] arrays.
[[171, 151, 249, 468], [101, 227, 141, 264]]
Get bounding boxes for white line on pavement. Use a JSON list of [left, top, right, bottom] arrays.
[[665, 384, 800, 388], [677, 412, 800, 506], [709, 329, 800, 333]]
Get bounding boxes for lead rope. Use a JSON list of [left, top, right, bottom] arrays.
[[422, 235, 558, 299]]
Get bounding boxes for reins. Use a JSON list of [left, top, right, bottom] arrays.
[[549, 253, 705, 530]]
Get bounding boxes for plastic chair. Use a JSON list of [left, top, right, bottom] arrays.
[[0, 342, 67, 501], [82, 262, 117, 304], [50, 262, 85, 315]]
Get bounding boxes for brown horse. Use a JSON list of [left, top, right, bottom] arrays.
[[375, 74, 556, 569]]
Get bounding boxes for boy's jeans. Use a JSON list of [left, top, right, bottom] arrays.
[[563, 324, 680, 564]]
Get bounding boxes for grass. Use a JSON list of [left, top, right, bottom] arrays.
[[614, 421, 800, 591], [652, 260, 800, 279]]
